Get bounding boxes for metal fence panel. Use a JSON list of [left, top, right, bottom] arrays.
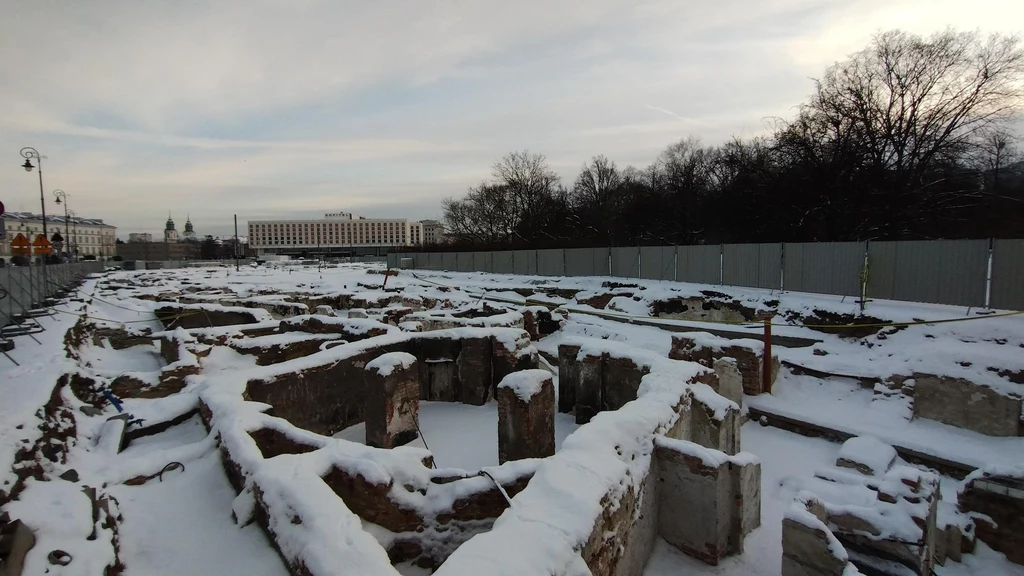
[[456, 252, 474, 272], [610, 247, 640, 278], [441, 253, 457, 271], [513, 250, 537, 276], [723, 244, 757, 288], [757, 243, 783, 289], [677, 244, 721, 285], [783, 242, 864, 296], [493, 251, 514, 274], [472, 251, 492, 273], [387, 253, 398, 269], [991, 239, 1024, 310], [537, 249, 565, 277], [565, 248, 600, 276], [639, 246, 676, 281], [722, 243, 782, 289], [869, 240, 988, 306], [428, 253, 443, 271]]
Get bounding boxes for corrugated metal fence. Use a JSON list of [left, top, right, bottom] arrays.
[[389, 239, 1024, 310], [1, 262, 104, 333]]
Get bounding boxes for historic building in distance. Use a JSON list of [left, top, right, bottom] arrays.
[[0, 212, 117, 259], [247, 212, 445, 257], [117, 214, 201, 261]]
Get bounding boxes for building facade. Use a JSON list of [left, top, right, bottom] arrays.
[[0, 212, 117, 259], [116, 241, 200, 261], [247, 212, 444, 256], [128, 232, 153, 243]]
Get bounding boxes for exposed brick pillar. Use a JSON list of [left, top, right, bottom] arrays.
[[603, 355, 647, 412], [497, 369, 555, 464], [365, 352, 420, 449], [458, 336, 492, 406], [959, 467, 1024, 565], [575, 352, 604, 424], [557, 344, 581, 414]]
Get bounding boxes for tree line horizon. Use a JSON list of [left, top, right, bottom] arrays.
[[429, 28, 1024, 252]]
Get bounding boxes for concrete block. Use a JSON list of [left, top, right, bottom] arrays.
[[497, 370, 555, 464], [781, 517, 848, 576], [655, 437, 760, 565], [712, 357, 744, 407], [689, 391, 741, 455], [365, 353, 420, 449], [835, 436, 897, 477], [0, 519, 36, 576], [314, 305, 336, 316]]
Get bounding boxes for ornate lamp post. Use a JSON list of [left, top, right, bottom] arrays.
[[53, 189, 71, 259], [19, 147, 49, 249]]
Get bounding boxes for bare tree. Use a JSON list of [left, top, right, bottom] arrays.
[[569, 155, 622, 244], [810, 29, 1024, 181]]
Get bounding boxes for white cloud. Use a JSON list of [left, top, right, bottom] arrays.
[[1, 0, 1020, 237]]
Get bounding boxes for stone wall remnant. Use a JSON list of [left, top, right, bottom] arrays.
[[783, 466, 941, 576], [670, 333, 780, 395], [958, 466, 1024, 564], [154, 304, 265, 329], [364, 352, 421, 449], [497, 370, 555, 464], [912, 374, 1022, 437]]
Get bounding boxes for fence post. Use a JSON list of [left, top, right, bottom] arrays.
[[985, 238, 993, 309], [779, 243, 785, 291], [859, 241, 870, 313], [762, 317, 773, 394], [719, 244, 724, 285]]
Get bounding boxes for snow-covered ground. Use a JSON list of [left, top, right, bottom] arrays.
[[334, 401, 580, 471], [2, 263, 1022, 576]]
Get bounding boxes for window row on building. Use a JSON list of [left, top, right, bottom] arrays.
[[247, 213, 444, 253]]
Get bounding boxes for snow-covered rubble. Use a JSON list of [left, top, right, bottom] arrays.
[[2, 263, 1022, 576]]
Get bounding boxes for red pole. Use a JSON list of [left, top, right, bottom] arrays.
[[382, 267, 391, 289], [762, 317, 773, 394]]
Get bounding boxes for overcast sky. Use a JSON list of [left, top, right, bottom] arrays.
[[2, 0, 1021, 238]]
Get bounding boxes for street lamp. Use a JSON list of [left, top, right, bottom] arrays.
[[19, 148, 49, 252], [67, 209, 79, 259], [53, 190, 71, 260]]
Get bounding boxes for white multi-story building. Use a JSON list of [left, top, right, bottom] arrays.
[[247, 212, 443, 256], [128, 232, 153, 243], [0, 212, 117, 259]]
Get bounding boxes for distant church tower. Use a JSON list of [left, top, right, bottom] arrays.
[[165, 213, 179, 243], [183, 214, 196, 240]]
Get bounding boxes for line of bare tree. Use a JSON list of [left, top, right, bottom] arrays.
[[436, 29, 1024, 251]]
